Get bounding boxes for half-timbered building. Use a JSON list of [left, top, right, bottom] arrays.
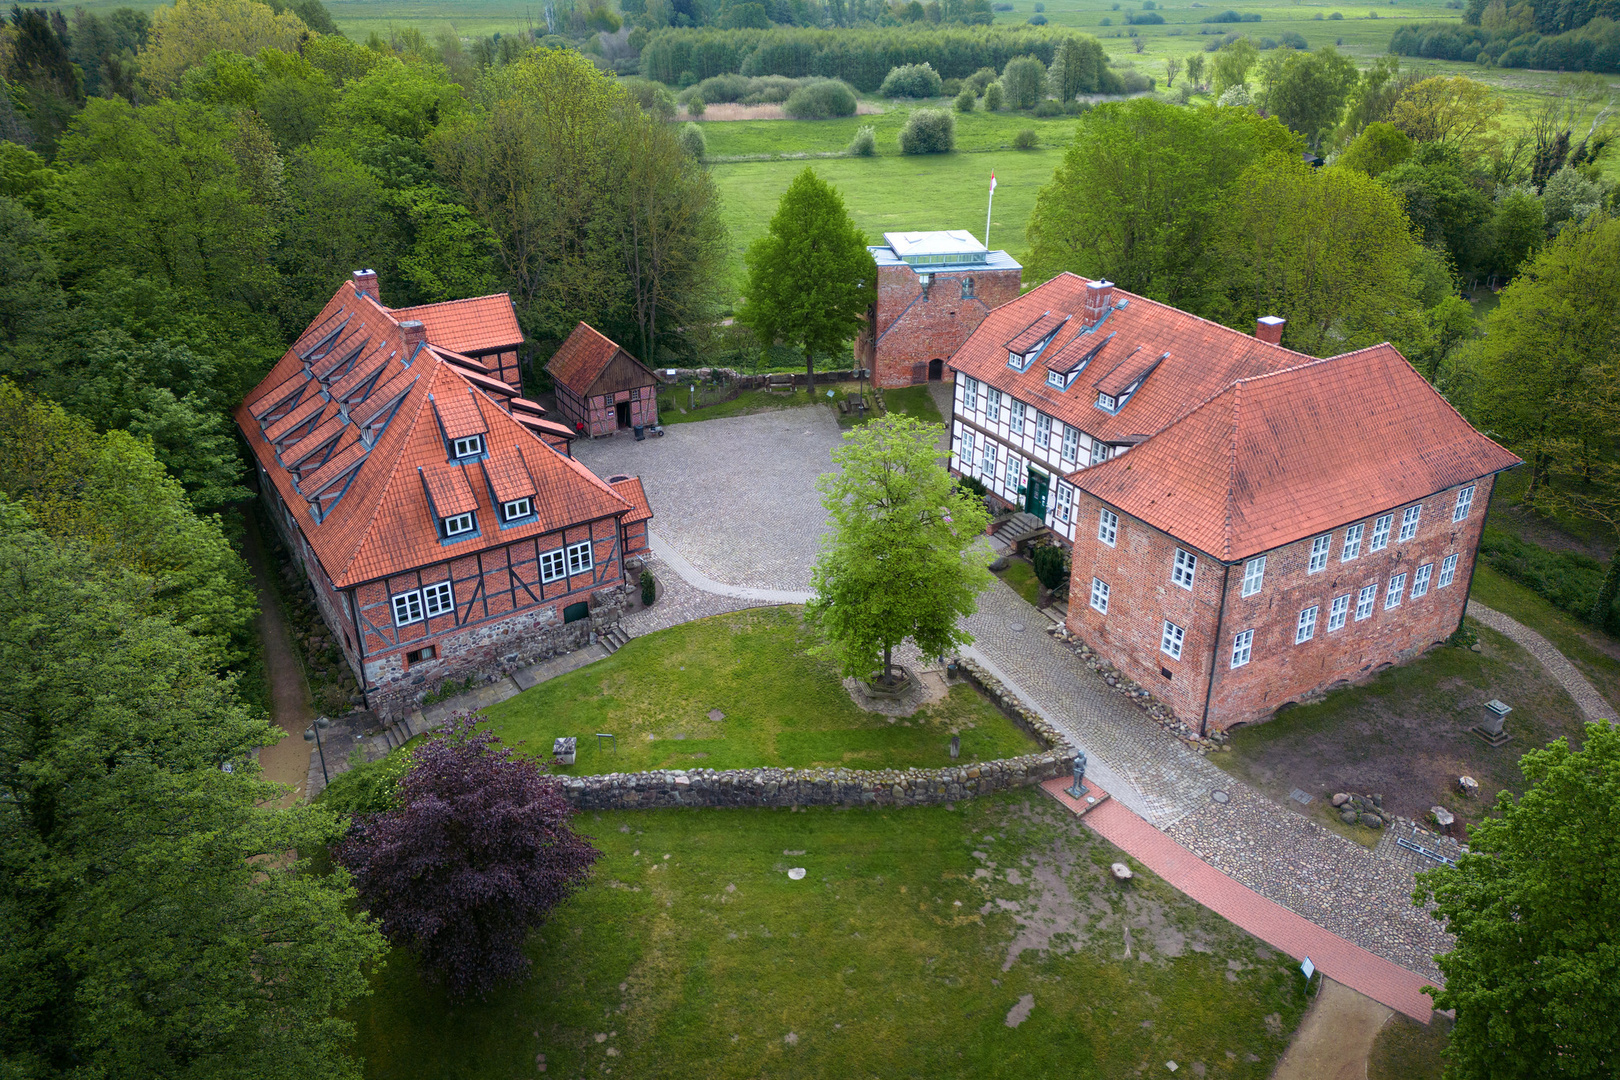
[[547, 322, 661, 437], [237, 272, 652, 718]]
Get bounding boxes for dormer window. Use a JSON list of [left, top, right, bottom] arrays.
[[453, 434, 484, 459], [502, 497, 533, 522], [1097, 392, 1118, 412], [1047, 369, 1067, 389], [442, 512, 476, 537]]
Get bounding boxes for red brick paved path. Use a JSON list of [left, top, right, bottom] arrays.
[[1042, 777, 1438, 1023]]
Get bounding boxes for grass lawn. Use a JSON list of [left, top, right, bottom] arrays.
[[879, 383, 945, 424], [348, 788, 1310, 1079], [1214, 622, 1590, 841], [657, 385, 834, 424], [996, 557, 1043, 607], [1468, 565, 1620, 716], [1368, 1011, 1451, 1080], [482, 607, 1042, 775]]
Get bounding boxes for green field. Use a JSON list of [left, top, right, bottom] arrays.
[[348, 789, 1309, 1079]]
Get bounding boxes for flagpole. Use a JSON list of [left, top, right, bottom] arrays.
[[985, 171, 996, 250]]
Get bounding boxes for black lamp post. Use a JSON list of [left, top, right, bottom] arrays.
[[303, 715, 332, 786]]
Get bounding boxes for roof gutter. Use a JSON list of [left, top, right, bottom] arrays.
[[1199, 562, 1233, 739]]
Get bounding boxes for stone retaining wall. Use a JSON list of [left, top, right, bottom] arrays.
[[557, 657, 1077, 811]]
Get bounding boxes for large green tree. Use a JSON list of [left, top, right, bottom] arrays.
[[1254, 45, 1359, 152], [1025, 97, 1297, 307], [1416, 720, 1620, 1080], [806, 414, 991, 685], [736, 167, 876, 384]]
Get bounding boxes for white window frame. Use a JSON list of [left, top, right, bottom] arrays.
[[567, 540, 593, 575], [981, 438, 997, 475], [423, 580, 454, 618], [1034, 411, 1052, 448], [1090, 577, 1110, 614], [1098, 508, 1118, 546], [1412, 562, 1433, 598], [960, 430, 976, 473], [1355, 583, 1378, 620], [1160, 620, 1186, 661], [540, 548, 567, 583], [985, 387, 1002, 424], [502, 496, 533, 521], [1308, 534, 1331, 573], [1453, 485, 1476, 522], [1296, 605, 1318, 644], [1342, 523, 1363, 561], [1172, 548, 1197, 591], [1047, 369, 1066, 389], [391, 590, 424, 627], [1399, 505, 1422, 542], [1004, 452, 1022, 491], [1386, 571, 1407, 609], [1097, 391, 1117, 411], [1009, 399, 1026, 433], [1230, 629, 1254, 668], [1370, 513, 1393, 552], [442, 511, 475, 537], [1327, 594, 1350, 632], [1061, 424, 1080, 464], [1054, 481, 1073, 524], [1089, 440, 1108, 466], [452, 433, 484, 459], [961, 377, 978, 411], [1438, 553, 1459, 588], [1241, 556, 1266, 598]]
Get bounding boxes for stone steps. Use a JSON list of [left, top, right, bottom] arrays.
[[601, 624, 632, 655], [996, 511, 1047, 547]]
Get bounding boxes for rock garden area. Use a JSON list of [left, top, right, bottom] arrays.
[[1213, 620, 1590, 841], [481, 607, 1042, 775], [348, 790, 1309, 1080]]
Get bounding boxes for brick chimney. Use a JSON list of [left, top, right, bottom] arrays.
[[1082, 279, 1115, 328], [399, 319, 427, 353], [352, 269, 379, 302], [1255, 315, 1286, 345]]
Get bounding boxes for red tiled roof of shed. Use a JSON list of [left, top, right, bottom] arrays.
[[547, 322, 636, 396], [391, 294, 522, 355], [1071, 345, 1522, 561]]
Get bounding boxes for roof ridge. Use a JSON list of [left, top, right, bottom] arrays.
[[392, 292, 513, 312], [1087, 282, 1315, 363]]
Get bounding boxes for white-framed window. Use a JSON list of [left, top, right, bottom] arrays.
[[443, 512, 475, 537], [1172, 548, 1197, 590], [1399, 505, 1422, 542], [960, 430, 976, 472], [1386, 572, 1406, 609], [1160, 620, 1186, 660], [981, 438, 997, 475], [391, 590, 424, 626], [502, 497, 533, 521], [452, 434, 484, 459], [1098, 508, 1118, 546], [1047, 369, 1066, 389], [567, 540, 593, 574], [1241, 556, 1266, 597], [1412, 562, 1433, 597], [1090, 440, 1108, 466], [1296, 605, 1318, 644], [1453, 485, 1476, 522], [961, 377, 978, 411], [1327, 594, 1350, 632], [540, 547, 567, 583], [1097, 392, 1118, 411], [1035, 411, 1052, 448], [1370, 513, 1393, 552], [985, 387, 1002, 423], [1004, 453, 1022, 491], [1009, 399, 1026, 433], [1061, 424, 1080, 463], [1342, 523, 1364, 561], [1054, 482, 1073, 524], [1230, 629, 1254, 668], [1308, 534, 1331, 573], [1355, 583, 1378, 620], [1090, 577, 1110, 614], [423, 580, 454, 618], [1438, 553, 1459, 588]]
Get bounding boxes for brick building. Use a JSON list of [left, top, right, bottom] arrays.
[[547, 322, 661, 437], [947, 272, 1519, 731], [856, 230, 1022, 389], [236, 273, 653, 719]]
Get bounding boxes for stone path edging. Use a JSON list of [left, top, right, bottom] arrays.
[[1467, 600, 1615, 720], [649, 531, 813, 605]]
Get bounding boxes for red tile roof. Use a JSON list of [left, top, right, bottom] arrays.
[[236, 280, 633, 589], [481, 445, 537, 504], [608, 476, 653, 526], [432, 346, 517, 397], [420, 462, 478, 516], [1071, 345, 1522, 561], [390, 295, 522, 355], [950, 273, 1310, 445], [547, 322, 628, 395]]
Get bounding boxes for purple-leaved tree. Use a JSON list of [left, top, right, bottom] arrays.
[[333, 714, 600, 998]]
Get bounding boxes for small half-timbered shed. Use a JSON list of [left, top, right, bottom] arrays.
[[547, 323, 660, 437], [236, 273, 653, 718]]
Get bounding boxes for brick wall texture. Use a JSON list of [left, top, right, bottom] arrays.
[[859, 264, 1022, 388], [1064, 475, 1496, 732]]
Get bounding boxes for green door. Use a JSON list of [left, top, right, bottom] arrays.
[[1025, 467, 1049, 519]]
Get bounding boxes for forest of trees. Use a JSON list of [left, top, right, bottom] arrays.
[[1391, 0, 1620, 72]]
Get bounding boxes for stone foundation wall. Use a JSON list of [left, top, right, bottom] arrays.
[[556, 658, 1078, 811]]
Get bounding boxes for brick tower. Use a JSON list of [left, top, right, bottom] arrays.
[[856, 231, 1022, 389]]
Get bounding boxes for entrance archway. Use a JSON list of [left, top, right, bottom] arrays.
[[927, 358, 944, 381]]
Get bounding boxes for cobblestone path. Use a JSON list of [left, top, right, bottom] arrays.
[[1467, 600, 1615, 720]]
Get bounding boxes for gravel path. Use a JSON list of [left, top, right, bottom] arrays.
[[1467, 600, 1615, 720]]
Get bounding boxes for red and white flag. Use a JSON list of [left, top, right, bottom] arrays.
[[989, 171, 997, 193]]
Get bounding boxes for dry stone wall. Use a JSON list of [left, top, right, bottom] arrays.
[[557, 658, 1077, 811]]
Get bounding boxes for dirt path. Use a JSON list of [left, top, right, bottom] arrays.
[[241, 512, 315, 807], [1270, 978, 1393, 1080]]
